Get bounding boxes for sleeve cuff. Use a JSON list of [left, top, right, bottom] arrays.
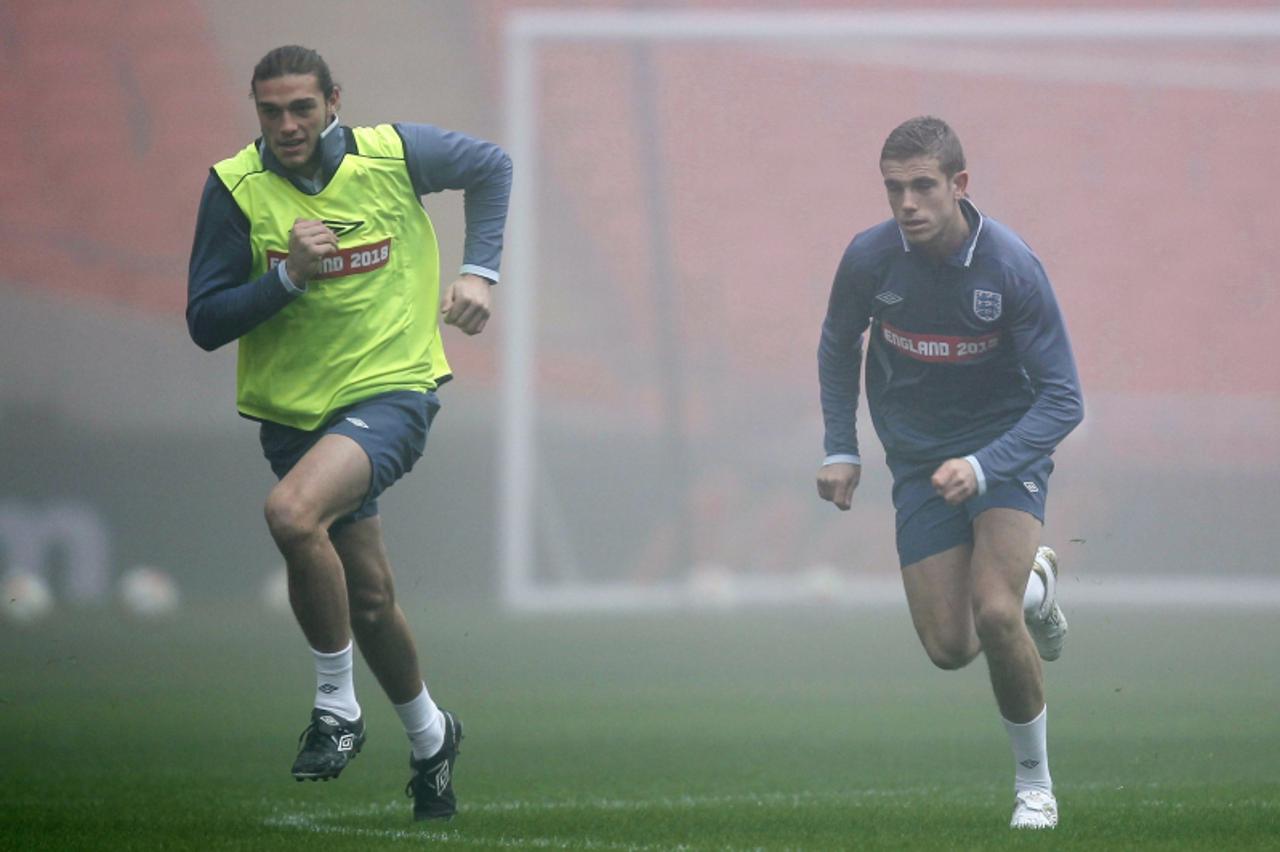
[[963, 455, 987, 496], [460, 264, 499, 283], [277, 260, 306, 294], [823, 453, 861, 466]]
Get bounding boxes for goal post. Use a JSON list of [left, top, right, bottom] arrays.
[[499, 9, 1280, 612]]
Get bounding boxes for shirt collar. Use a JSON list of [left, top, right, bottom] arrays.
[[898, 198, 986, 268], [258, 115, 346, 193]]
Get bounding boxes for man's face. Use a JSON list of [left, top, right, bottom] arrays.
[[253, 73, 339, 174], [880, 156, 969, 255]]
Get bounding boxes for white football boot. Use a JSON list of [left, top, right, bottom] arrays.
[[1027, 546, 1068, 662], [1010, 788, 1058, 829]]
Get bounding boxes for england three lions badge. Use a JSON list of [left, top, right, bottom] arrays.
[[973, 289, 1002, 322]]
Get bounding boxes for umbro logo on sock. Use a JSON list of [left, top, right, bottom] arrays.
[[345, 417, 370, 429], [318, 683, 339, 694], [1020, 759, 1040, 769]]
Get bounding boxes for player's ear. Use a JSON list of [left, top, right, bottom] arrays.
[[951, 170, 969, 198], [327, 85, 342, 117]]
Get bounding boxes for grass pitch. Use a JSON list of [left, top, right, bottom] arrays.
[[3, 599, 1277, 850]]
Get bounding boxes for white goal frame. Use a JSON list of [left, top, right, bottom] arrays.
[[499, 8, 1280, 613]]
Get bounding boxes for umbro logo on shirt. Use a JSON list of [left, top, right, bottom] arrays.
[[322, 218, 365, 238], [346, 417, 370, 429], [875, 291, 903, 306], [1023, 481, 1040, 494]]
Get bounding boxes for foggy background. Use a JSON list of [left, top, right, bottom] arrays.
[[2, 0, 1278, 614]]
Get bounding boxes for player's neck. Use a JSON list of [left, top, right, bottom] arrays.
[[285, 153, 324, 182], [924, 209, 972, 260]]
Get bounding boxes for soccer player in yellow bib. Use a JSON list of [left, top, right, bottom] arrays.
[[187, 45, 511, 822]]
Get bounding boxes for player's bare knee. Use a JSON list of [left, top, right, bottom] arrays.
[[348, 581, 395, 633], [925, 648, 968, 671], [921, 634, 977, 670], [263, 487, 318, 547], [972, 600, 1023, 649]]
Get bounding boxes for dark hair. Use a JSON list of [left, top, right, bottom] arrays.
[[250, 45, 336, 99], [880, 116, 966, 177]]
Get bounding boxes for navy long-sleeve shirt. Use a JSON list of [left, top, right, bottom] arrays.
[[187, 119, 512, 352], [818, 200, 1083, 489]]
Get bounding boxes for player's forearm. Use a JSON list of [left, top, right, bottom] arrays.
[[187, 175, 300, 350], [818, 322, 863, 459], [971, 380, 1084, 484], [187, 265, 298, 351]]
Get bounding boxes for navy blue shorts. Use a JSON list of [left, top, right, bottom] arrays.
[[889, 455, 1053, 568], [258, 389, 441, 527]]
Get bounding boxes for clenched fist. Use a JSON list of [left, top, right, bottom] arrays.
[[441, 274, 493, 335], [285, 219, 339, 286], [931, 458, 978, 506], [817, 462, 861, 511]]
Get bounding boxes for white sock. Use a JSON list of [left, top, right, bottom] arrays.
[[1023, 569, 1046, 619], [394, 683, 445, 760], [312, 642, 361, 722], [1003, 705, 1052, 794]]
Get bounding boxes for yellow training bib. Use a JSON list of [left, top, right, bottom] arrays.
[[213, 124, 450, 430]]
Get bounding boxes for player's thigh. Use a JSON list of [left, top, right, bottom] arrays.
[[891, 463, 983, 646], [967, 458, 1050, 607], [970, 507, 1042, 609], [274, 433, 373, 528], [901, 543, 976, 656]]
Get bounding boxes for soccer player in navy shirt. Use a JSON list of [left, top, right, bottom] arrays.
[[816, 116, 1083, 830]]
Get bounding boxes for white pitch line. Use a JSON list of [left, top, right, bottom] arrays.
[[264, 817, 682, 850], [265, 782, 1262, 847], [262, 788, 939, 848], [466, 787, 931, 814], [265, 779, 1209, 824], [267, 786, 930, 822]]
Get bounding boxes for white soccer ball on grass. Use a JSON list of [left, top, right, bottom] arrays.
[[687, 562, 738, 608], [2, 571, 54, 625], [118, 565, 180, 617], [261, 564, 291, 613]]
